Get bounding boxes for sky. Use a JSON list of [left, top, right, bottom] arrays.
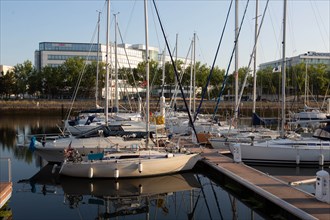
[[1, 0, 329, 71]]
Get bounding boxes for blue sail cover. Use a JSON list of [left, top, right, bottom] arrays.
[[252, 113, 278, 126]]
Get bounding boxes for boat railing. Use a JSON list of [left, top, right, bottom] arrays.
[[16, 133, 69, 146]]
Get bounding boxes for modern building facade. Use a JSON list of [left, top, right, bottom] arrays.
[[259, 51, 330, 70], [34, 42, 160, 71], [0, 65, 14, 75]]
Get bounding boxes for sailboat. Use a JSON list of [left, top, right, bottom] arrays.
[[165, 33, 231, 139], [208, 0, 280, 150], [290, 60, 330, 132], [289, 61, 329, 129], [230, 0, 330, 166], [28, 3, 170, 163], [63, 12, 157, 137], [58, 0, 201, 178]]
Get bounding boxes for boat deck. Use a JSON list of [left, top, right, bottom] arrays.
[[0, 182, 12, 209], [192, 147, 330, 220]]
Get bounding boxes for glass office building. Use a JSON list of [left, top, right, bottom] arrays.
[[34, 42, 159, 71], [259, 51, 330, 70]]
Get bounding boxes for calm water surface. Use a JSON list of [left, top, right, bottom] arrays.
[[0, 114, 327, 220]]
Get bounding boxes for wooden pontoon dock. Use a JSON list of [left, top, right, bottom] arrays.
[[0, 158, 12, 209], [179, 138, 330, 220]]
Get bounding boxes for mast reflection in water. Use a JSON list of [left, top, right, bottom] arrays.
[[0, 114, 307, 219]]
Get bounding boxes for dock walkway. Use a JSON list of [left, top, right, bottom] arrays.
[[0, 182, 12, 209], [195, 148, 330, 220], [0, 158, 12, 209]]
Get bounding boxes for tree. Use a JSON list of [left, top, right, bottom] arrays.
[[256, 67, 279, 100], [0, 70, 15, 98], [42, 66, 64, 99], [80, 61, 98, 99], [12, 60, 34, 98], [309, 64, 329, 101], [134, 60, 160, 87], [208, 66, 225, 99], [287, 63, 306, 100], [27, 68, 43, 97]]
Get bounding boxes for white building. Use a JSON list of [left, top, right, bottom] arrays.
[[0, 65, 14, 75], [34, 42, 161, 71], [259, 51, 330, 70]]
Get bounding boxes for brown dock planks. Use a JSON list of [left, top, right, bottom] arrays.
[[0, 182, 12, 208], [196, 148, 330, 220]]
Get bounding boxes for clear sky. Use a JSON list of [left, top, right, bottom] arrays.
[[1, 0, 329, 70]]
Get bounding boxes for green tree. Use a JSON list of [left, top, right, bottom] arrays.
[[287, 63, 306, 100], [12, 60, 34, 98], [135, 60, 159, 86], [80, 61, 98, 99], [26, 68, 43, 97], [42, 65, 66, 99], [61, 57, 86, 98], [309, 64, 329, 100], [257, 67, 279, 100], [0, 70, 15, 98]]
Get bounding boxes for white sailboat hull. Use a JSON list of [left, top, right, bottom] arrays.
[[59, 153, 201, 178], [232, 138, 330, 165], [209, 129, 279, 149], [31, 136, 146, 162]]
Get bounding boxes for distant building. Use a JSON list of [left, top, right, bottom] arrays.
[[259, 51, 330, 70], [35, 42, 176, 71], [0, 65, 14, 75]]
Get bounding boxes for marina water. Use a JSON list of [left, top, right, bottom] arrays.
[[0, 114, 327, 220]]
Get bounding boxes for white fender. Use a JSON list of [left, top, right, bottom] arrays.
[[319, 154, 324, 166], [51, 164, 58, 174], [115, 181, 119, 191], [114, 168, 119, 178], [90, 183, 94, 193], [138, 162, 143, 173], [296, 155, 300, 165], [89, 167, 94, 178]]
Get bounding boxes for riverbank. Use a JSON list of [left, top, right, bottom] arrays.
[[0, 100, 94, 116], [0, 99, 309, 117]]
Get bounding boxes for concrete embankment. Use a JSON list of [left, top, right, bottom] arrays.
[[0, 99, 306, 117]]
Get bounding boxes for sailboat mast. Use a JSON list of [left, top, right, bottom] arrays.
[[252, 0, 258, 114], [189, 37, 193, 114], [114, 13, 119, 113], [234, 0, 239, 122], [96, 11, 101, 108], [305, 61, 308, 106], [193, 32, 196, 114], [162, 46, 166, 98], [281, 0, 287, 137], [144, 0, 150, 143], [105, 0, 110, 126], [175, 33, 178, 95]]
